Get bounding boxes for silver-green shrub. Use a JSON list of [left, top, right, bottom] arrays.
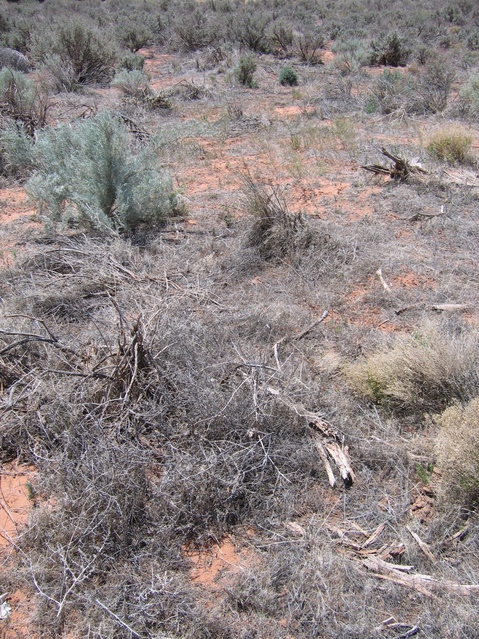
[[27, 113, 177, 234]]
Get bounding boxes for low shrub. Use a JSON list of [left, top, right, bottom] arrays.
[[229, 9, 271, 53], [174, 10, 216, 51], [118, 52, 145, 72], [111, 69, 151, 99], [415, 59, 455, 114], [367, 68, 408, 114], [426, 126, 473, 164], [116, 17, 153, 52], [0, 121, 36, 178], [295, 30, 324, 65], [435, 397, 479, 509], [279, 66, 298, 86], [235, 54, 257, 88], [0, 68, 48, 136], [459, 71, 479, 116], [345, 322, 479, 415], [331, 38, 368, 74], [31, 20, 117, 91], [269, 21, 294, 57], [26, 113, 177, 234], [0, 47, 31, 72], [369, 32, 410, 67]]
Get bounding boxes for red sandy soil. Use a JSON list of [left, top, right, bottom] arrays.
[[186, 535, 257, 590], [0, 463, 37, 638]]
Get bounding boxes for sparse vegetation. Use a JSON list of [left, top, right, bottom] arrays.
[[427, 126, 473, 164], [1, 1, 479, 637]]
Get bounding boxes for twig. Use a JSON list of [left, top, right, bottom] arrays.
[[376, 268, 392, 293], [406, 525, 436, 563], [295, 310, 329, 340], [393, 627, 420, 639], [95, 599, 143, 638], [0, 337, 57, 356]]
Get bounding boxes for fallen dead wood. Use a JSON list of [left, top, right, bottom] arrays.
[[361, 148, 427, 182], [274, 310, 329, 352], [267, 394, 355, 488], [361, 555, 479, 597], [309, 418, 355, 488], [375, 618, 420, 638], [406, 525, 436, 563], [430, 303, 470, 312]]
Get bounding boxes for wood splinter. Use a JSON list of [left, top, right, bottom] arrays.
[[310, 419, 355, 488]]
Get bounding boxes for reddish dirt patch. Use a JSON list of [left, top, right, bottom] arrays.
[[185, 536, 257, 590], [0, 464, 37, 639], [1, 589, 39, 639], [391, 271, 436, 289], [0, 464, 35, 549], [273, 105, 316, 118], [0, 188, 38, 225]]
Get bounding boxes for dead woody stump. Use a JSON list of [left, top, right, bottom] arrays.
[[361, 147, 428, 182]]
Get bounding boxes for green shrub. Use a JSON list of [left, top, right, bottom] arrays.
[[459, 71, 479, 116], [118, 52, 145, 72], [111, 69, 151, 99], [370, 32, 410, 67], [345, 323, 479, 415], [0, 68, 48, 135], [0, 121, 35, 178], [435, 397, 479, 509], [427, 126, 473, 164], [26, 113, 177, 234], [32, 21, 117, 91], [295, 30, 324, 65], [235, 54, 257, 88], [279, 66, 298, 86]]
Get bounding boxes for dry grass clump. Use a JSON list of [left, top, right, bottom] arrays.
[[242, 175, 312, 262], [435, 397, 479, 509], [426, 126, 473, 164], [345, 321, 479, 415]]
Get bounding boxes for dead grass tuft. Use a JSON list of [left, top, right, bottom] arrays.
[[426, 126, 474, 164], [345, 320, 479, 416], [242, 175, 313, 263], [435, 397, 479, 509]]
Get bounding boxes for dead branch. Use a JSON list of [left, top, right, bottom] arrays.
[[430, 303, 470, 312], [376, 268, 392, 293], [312, 434, 337, 487], [95, 599, 143, 639], [361, 148, 428, 182], [406, 525, 436, 563], [361, 555, 479, 597]]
